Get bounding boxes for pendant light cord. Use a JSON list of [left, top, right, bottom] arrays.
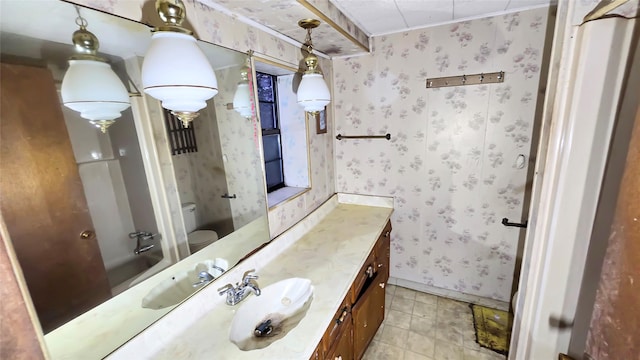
[[304, 27, 314, 54], [74, 5, 89, 29]]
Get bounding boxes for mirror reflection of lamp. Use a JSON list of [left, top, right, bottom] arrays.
[[296, 19, 330, 115], [233, 59, 252, 119], [61, 7, 130, 133], [141, 0, 218, 128]]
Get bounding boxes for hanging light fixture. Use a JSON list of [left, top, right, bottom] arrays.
[[232, 59, 252, 119], [142, 0, 218, 128], [61, 7, 130, 133], [297, 19, 330, 114]]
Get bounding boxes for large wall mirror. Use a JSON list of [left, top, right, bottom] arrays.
[[0, 0, 270, 358]]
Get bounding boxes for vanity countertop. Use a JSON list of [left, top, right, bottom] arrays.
[[108, 194, 393, 359]]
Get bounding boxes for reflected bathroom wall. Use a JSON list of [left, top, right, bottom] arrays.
[[172, 101, 235, 240], [61, 96, 160, 295], [215, 64, 267, 229]]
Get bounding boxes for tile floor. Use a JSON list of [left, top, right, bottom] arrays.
[[362, 285, 507, 360]]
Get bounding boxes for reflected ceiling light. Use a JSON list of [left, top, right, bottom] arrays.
[[233, 59, 252, 119], [61, 7, 130, 133], [297, 19, 330, 114], [142, 0, 218, 128]]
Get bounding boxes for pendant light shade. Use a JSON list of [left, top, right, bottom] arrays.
[[61, 10, 130, 133], [297, 73, 330, 113], [232, 61, 252, 118], [296, 19, 330, 114], [141, 0, 217, 128]]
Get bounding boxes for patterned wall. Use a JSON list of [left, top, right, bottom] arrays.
[[214, 65, 267, 229], [333, 8, 549, 302]]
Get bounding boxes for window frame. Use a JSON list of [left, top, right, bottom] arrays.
[[257, 71, 285, 193]]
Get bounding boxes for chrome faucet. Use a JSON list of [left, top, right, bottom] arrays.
[[192, 271, 215, 288], [129, 231, 156, 255], [210, 264, 226, 274], [218, 269, 261, 306]]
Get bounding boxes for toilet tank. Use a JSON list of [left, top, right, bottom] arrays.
[[181, 202, 197, 233]]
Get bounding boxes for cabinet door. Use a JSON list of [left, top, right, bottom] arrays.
[[375, 221, 392, 283], [353, 271, 386, 359], [326, 312, 354, 360]]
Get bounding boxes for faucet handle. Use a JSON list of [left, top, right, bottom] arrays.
[[242, 269, 258, 281], [217, 283, 235, 296]]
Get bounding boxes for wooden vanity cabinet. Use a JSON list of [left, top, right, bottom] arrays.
[[352, 221, 391, 359], [309, 221, 391, 360], [325, 312, 353, 360]]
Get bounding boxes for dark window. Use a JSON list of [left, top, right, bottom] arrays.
[[257, 72, 284, 192], [163, 109, 198, 155]]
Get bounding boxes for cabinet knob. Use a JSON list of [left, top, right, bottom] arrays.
[[384, 231, 390, 237], [365, 265, 374, 278], [379, 282, 385, 288], [80, 230, 95, 240], [335, 356, 342, 360], [336, 307, 348, 324]]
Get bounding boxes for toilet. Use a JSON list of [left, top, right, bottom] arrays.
[[181, 203, 219, 253]]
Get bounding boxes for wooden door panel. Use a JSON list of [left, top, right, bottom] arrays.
[[585, 94, 640, 359], [353, 271, 386, 360], [0, 63, 111, 332]]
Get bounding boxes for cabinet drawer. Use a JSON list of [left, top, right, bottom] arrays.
[[323, 296, 351, 351], [350, 249, 376, 304], [352, 271, 386, 359], [326, 312, 354, 360]]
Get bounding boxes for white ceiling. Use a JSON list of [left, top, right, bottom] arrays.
[[330, 0, 551, 36]]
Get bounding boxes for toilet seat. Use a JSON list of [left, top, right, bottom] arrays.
[[188, 230, 218, 253]]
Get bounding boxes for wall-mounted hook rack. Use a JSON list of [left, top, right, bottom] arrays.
[[426, 71, 504, 88]]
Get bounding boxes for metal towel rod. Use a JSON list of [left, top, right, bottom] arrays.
[[502, 218, 527, 228], [336, 133, 391, 141]]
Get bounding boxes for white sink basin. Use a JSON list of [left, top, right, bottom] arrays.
[[141, 258, 228, 310], [229, 277, 313, 351]]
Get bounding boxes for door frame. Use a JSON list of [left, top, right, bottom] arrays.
[[510, 1, 638, 358]]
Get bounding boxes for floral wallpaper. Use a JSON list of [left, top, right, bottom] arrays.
[[333, 8, 549, 302], [277, 74, 310, 188]]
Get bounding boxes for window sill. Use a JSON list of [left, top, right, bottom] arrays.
[[267, 186, 308, 209]]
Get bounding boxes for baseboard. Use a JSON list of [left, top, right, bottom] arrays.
[[388, 276, 510, 311]]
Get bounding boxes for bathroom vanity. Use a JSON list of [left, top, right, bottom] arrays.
[[108, 194, 393, 359], [311, 220, 391, 360]]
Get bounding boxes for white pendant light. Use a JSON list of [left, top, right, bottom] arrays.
[[232, 60, 252, 119], [141, 0, 218, 128], [61, 9, 130, 133], [297, 19, 330, 114]]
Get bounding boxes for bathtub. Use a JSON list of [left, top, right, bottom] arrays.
[[108, 251, 165, 296]]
